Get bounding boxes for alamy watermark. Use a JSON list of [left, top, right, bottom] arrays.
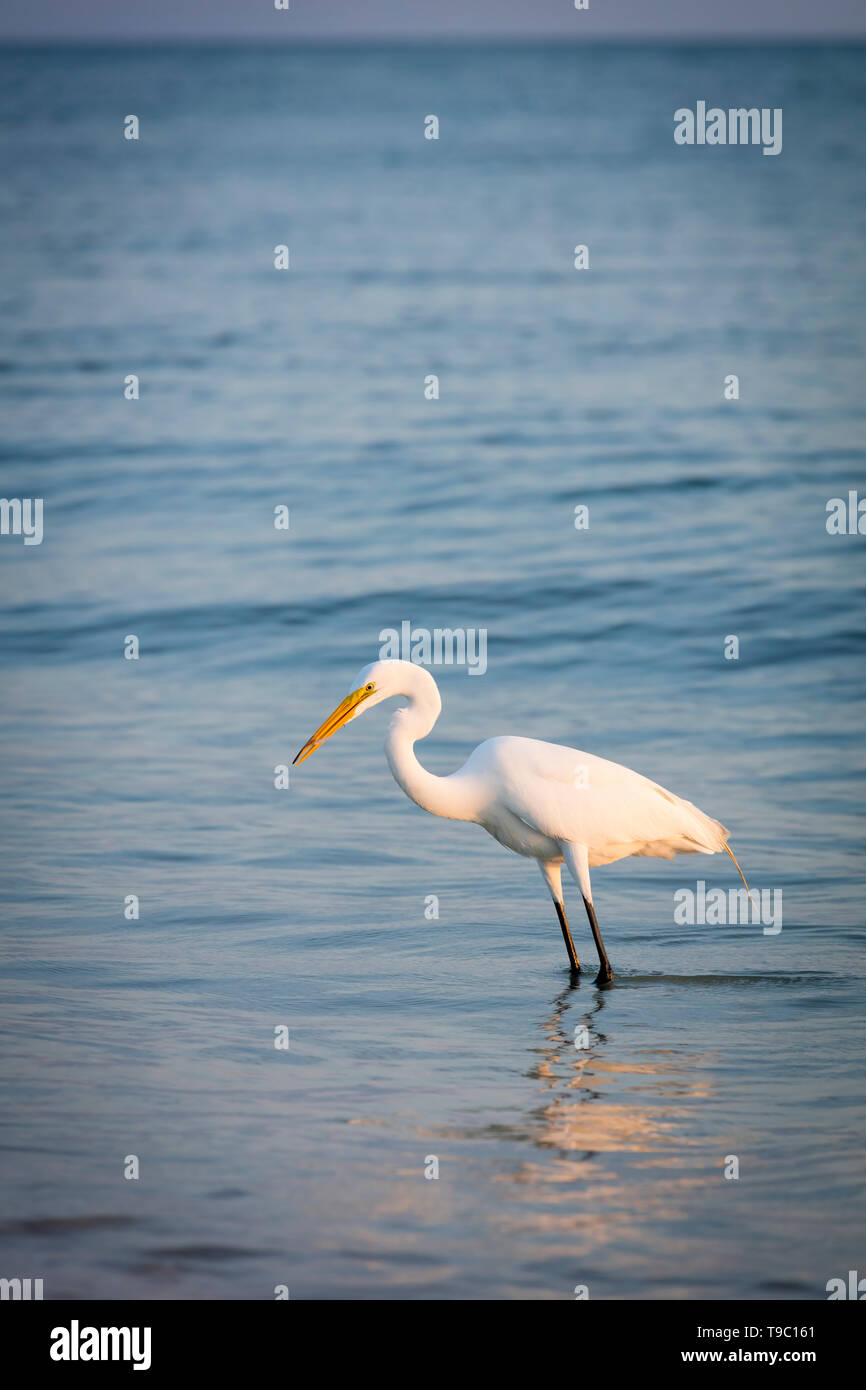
[[674, 880, 782, 935], [0, 498, 43, 545], [50, 1321, 151, 1371], [674, 103, 782, 157], [826, 1270, 866, 1300], [379, 620, 487, 675], [1, 1276, 43, 1299], [826, 491, 866, 535]]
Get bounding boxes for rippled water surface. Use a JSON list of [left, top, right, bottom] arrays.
[[0, 42, 864, 1299]]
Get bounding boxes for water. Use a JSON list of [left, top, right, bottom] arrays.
[[0, 42, 864, 1300]]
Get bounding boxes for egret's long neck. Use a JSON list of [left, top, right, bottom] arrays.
[[384, 670, 477, 823]]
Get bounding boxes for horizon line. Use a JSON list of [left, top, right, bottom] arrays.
[[1, 33, 865, 46]]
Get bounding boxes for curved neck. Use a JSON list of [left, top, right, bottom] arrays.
[[383, 668, 476, 822]]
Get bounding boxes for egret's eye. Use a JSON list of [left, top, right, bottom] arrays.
[[365, 684, 374, 692]]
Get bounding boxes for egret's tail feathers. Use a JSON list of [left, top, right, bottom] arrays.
[[724, 842, 758, 913]]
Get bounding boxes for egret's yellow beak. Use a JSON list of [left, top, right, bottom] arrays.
[[293, 684, 376, 766]]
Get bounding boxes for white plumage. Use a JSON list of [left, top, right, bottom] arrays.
[[459, 735, 728, 866], [294, 659, 747, 984]]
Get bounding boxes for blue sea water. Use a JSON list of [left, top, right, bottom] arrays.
[[0, 41, 864, 1300]]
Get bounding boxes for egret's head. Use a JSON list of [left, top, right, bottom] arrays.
[[293, 660, 411, 766]]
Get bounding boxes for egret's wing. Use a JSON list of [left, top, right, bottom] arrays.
[[481, 736, 728, 863]]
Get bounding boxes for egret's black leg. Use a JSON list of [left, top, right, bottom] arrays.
[[554, 900, 581, 973], [582, 897, 614, 985]]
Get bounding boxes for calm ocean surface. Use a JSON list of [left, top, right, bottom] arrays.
[[0, 42, 864, 1299]]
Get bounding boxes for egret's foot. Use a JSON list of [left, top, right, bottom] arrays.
[[594, 965, 614, 986]]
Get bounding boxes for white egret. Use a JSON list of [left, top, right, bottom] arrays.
[[294, 659, 750, 984]]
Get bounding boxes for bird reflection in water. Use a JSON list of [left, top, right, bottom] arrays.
[[504, 982, 714, 1217]]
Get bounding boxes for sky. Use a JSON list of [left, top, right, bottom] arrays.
[[1, 0, 865, 42]]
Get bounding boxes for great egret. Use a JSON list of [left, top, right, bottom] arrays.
[[293, 659, 750, 984]]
